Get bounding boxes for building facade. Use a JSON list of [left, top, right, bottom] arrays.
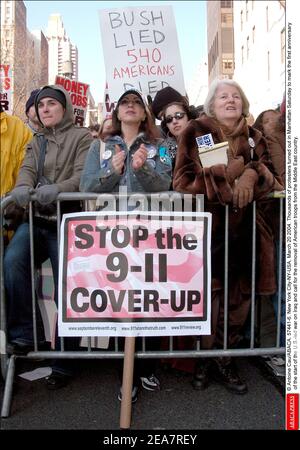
[[207, 0, 234, 84], [1, 0, 27, 117], [233, 0, 285, 117], [27, 30, 49, 93], [0, 0, 49, 119], [46, 14, 78, 84]]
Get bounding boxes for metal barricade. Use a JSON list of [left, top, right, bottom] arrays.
[[0, 192, 285, 418]]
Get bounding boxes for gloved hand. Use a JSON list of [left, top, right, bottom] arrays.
[[35, 184, 59, 205], [10, 186, 32, 207], [226, 156, 245, 184], [233, 168, 258, 208]]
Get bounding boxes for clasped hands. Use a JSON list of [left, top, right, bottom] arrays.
[[11, 184, 59, 207], [209, 156, 258, 209], [112, 144, 148, 174]]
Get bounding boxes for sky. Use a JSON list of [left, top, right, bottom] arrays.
[[24, 0, 207, 103]]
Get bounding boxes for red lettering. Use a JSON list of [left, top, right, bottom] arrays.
[[138, 65, 146, 76], [127, 49, 137, 64], [3, 78, 10, 90], [152, 48, 161, 63], [70, 93, 87, 108], [0, 65, 10, 77], [64, 78, 71, 91], [55, 76, 65, 87], [113, 68, 121, 79], [71, 80, 78, 93], [82, 84, 89, 96], [139, 47, 150, 62], [70, 93, 77, 105]]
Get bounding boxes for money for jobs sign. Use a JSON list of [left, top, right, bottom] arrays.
[[0, 64, 12, 113], [58, 211, 211, 337], [99, 6, 186, 101], [55, 76, 89, 126]]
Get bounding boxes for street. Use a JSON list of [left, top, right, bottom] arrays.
[[0, 356, 284, 431]]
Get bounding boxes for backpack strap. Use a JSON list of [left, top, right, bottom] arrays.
[[36, 134, 48, 182]]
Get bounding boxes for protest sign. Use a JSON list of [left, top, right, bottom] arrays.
[[99, 6, 186, 102], [0, 64, 12, 113], [102, 82, 115, 119], [58, 211, 211, 337], [55, 75, 89, 126]]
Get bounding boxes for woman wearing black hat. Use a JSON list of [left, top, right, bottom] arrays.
[[80, 89, 172, 195], [80, 89, 172, 403], [4, 85, 93, 389]]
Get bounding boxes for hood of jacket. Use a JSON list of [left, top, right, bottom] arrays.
[[34, 84, 75, 133]]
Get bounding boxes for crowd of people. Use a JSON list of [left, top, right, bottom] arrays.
[[0, 79, 285, 400]]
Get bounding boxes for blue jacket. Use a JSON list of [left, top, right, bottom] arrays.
[[80, 133, 172, 193]]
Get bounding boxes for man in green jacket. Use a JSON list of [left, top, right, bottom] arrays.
[[4, 85, 92, 389]]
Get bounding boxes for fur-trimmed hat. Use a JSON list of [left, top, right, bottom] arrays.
[[151, 87, 186, 119]]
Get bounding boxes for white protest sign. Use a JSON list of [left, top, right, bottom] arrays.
[[99, 6, 186, 102], [55, 76, 89, 126], [58, 211, 211, 337], [0, 64, 12, 113]]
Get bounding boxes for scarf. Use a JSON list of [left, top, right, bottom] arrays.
[[214, 116, 250, 160]]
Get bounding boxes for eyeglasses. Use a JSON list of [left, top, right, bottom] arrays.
[[119, 98, 144, 107], [165, 112, 186, 124]]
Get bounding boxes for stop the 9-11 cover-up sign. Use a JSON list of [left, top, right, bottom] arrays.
[[58, 211, 211, 337]]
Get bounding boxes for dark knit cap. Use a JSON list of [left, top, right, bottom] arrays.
[[117, 89, 146, 107], [36, 87, 66, 109], [151, 86, 186, 119], [25, 89, 40, 114]]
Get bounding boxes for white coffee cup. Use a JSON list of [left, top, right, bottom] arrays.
[[198, 142, 229, 167]]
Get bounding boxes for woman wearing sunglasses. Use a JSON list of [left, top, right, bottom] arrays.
[[160, 101, 198, 172]]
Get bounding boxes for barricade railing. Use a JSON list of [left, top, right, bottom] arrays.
[[0, 191, 285, 419]]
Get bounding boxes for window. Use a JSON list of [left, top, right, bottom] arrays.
[[246, 0, 249, 20], [222, 59, 233, 71], [241, 46, 244, 65], [221, 13, 233, 26], [281, 28, 285, 64], [252, 26, 255, 44], [221, 1, 232, 7], [240, 10, 243, 31], [266, 6, 269, 32]]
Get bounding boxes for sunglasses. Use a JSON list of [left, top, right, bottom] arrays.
[[165, 112, 186, 124], [119, 98, 144, 107]]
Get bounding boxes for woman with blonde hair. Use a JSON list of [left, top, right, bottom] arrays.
[[173, 78, 283, 394]]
